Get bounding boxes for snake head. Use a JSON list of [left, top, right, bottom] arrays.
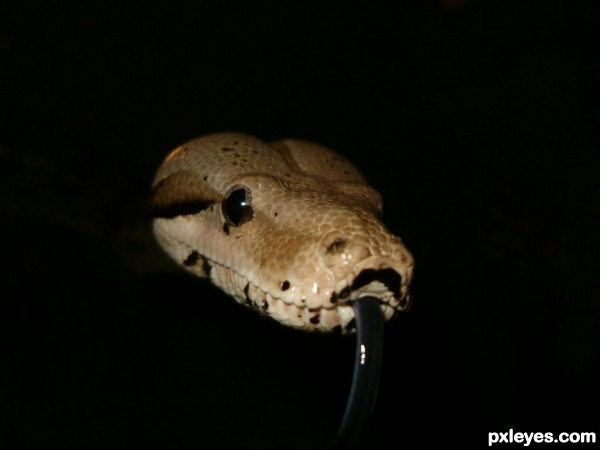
[[152, 132, 414, 333]]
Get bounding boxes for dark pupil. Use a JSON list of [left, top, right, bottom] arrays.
[[224, 188, 248, 226]]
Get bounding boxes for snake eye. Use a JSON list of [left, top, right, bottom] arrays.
[[222, 186, 253, 227]]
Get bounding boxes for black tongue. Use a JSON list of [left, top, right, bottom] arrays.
[[328, 296, 384, 449]]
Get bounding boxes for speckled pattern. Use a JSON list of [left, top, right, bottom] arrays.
[[152, 132, 414, 333]]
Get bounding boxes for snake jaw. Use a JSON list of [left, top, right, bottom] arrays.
[[233, 253, 412, 334]]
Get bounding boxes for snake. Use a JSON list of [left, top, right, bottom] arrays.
[[151, 132, 414, 446]]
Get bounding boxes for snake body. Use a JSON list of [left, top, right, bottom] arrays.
[[151, 132, 414, 333]]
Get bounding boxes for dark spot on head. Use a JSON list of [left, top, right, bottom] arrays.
[[233, 140, 239, 145], [232, 161, 238, 166], [310, 315, 320, 325], [202, 256, 212, 277], [222, 147, 234, 152], [330, 292, 338, 304], [183, 251, 199, 266], [344, 170, 350, 175], [332, 325, 342, 335], [242, 158, 248, 162], [203, 175, 208, 181], [339, 286, 351, 300], [243, 283, 252, 306], [326, 238, 347, 254], [274, 212, 278, 217], [182, 252, 212, 277], [281, 280, 290, 291], [285, 173, 291, 177], [234, 153, 240, 157], [223, 223, 230, 235], [345, 318, 356, 332]]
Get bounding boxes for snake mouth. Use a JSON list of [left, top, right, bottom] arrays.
[[235, 260, 412, 334], [333, 264, 411, 307], [333, 267, 403, 302], [352, 268, 402, 295], [324, 264, 412, 334]]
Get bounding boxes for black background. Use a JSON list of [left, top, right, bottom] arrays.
[[1, 0, 599, 449]]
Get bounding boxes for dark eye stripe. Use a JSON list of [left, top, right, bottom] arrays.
[[151, 199, 214, 219], [151, 170, 220, 219]]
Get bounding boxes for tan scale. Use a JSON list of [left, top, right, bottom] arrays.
[[152, 132, 414, 333]]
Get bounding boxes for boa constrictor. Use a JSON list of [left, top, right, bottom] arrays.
[[151, 132, 414, 333], [151, 132, 414, 447]]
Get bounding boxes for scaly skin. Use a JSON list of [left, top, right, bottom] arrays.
[[151, 132, 414, 333]]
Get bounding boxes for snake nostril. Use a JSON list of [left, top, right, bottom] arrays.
[[324, 236, 348, 254]]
